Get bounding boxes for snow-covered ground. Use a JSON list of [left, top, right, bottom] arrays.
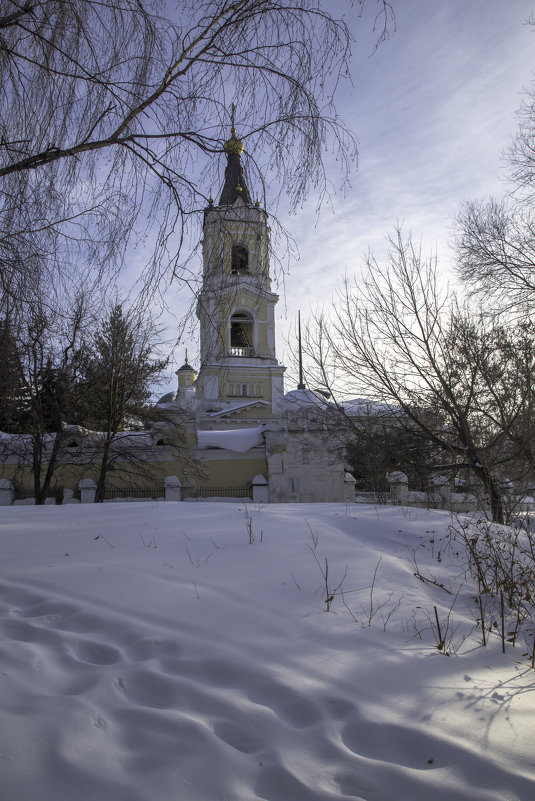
[[0, 501, 534, 801]]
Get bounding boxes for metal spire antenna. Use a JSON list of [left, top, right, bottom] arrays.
[[297, 310, 306, 390]]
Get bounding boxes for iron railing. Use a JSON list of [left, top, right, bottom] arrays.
[[13, 486, 65, 503], [184, 485, 252, 499], [102, 486, 165, 500]]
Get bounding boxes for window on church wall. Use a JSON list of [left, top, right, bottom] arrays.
[[231, 245, 249, 275], [230, 312, 254, 356], [227, 383, 254, 397], [254, 383, 262, 397]]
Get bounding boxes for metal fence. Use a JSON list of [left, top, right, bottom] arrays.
[[11, 483, 251, 503], [13, 487, 32, 499], [102, 486, 165, 500], [13, 486, 65, 503], [184, 485, 252, 499]]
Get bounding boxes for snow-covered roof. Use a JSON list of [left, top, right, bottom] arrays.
[[283, 389, 331, 409], [340, 398, 398, 416], [176, 360, 196, 373], [157, 391, 176, 405], [0, 427, 157, 450], [197, 425, 265, 452], [387, 471, 408, 484], [208, 400, 269, 418]]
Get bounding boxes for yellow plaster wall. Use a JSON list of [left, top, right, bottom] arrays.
[[196, 456, 267, 487], [219, 371, 272, 402], [0, 445, 199, 494]]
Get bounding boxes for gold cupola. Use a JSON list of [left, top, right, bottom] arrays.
[[223, 127, 244, 156]]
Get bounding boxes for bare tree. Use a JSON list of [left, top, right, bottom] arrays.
[[507, 73, 535, 201], [0, 289, 92, 503], [464, 319, 535, 496], [455, 68, 535, 316], [302, 229, 535, 524], [345, 412, 435, 494], [0, 289, 203, 503], [455, 196, 535, 315], [0, 0, 393, 299]]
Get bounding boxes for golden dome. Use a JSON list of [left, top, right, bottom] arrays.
[[223, 126, 244, 155]]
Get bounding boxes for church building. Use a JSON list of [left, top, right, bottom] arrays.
[[164, 123, 352, 503], [0, 122, 354, 504]]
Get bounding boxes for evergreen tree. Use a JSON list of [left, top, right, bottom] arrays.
[[0, 317, 24, 432], [83, 303, 167, 502]]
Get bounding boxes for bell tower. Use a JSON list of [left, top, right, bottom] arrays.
[[195, 120, 285, 424]]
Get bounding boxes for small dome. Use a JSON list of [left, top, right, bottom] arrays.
[[176, 362, 195, 373], [223, 128, 244, 155], [175, 353, 196, 375], [157, 391, 176, 405]]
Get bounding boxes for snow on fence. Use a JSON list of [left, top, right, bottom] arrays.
[[381, 472, 535, 514]]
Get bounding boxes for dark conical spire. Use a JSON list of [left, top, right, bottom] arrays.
[[218, 151, 252, 206], [218, 109, 251, 205]]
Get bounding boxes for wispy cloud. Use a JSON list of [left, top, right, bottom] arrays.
[[275, 0, 534, 367]]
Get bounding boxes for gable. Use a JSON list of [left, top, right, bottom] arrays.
[[208, 400, 270, 419]]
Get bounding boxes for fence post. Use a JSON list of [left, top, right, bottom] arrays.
[[252, 474, 269, 504], [0, 479, 14, 506], [387, 471, 408, 505], [79, 478, 96, 504], [63, 488, 79, 504], [429, 475, 451, 508], [164, 475, 183, 502], [344, 472, 356, 503]]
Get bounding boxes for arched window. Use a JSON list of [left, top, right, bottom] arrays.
[[231, 245, 249, 274], [230, 311, 254, 356], [254, 383, 262, 397]]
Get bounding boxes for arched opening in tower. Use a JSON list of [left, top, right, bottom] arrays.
[[231, 245, 249, 274], [230, 312, 254, 355]]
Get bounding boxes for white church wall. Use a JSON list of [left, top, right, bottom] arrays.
[[265, 428, 347, 503]]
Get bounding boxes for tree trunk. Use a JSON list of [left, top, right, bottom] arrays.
[[472, 462, 504, 524], [37, 431, 63, 505], [94, 436, 112, 503], [32, 435, 43, 504]]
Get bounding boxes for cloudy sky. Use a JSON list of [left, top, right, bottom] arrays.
[[164, 0, 535, 390]]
